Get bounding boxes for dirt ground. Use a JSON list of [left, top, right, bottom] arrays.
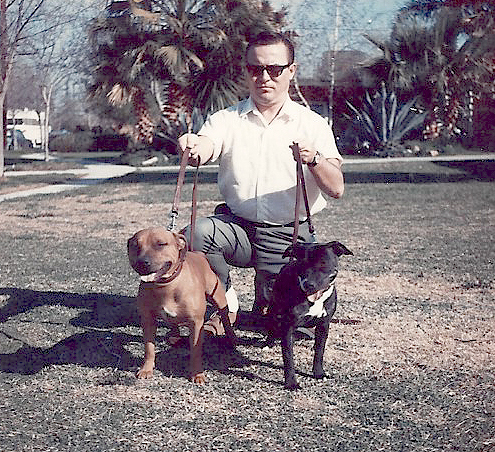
[[0, 159, 494, 451]]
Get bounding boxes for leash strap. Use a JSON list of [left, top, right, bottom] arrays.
[[189, 157, 201, 252], [168, 147, 190, 232], [292, 144, 315, 251], [298, 159, 315, 236], [167, 147, 201, 253], [293, 158, 303, 250]]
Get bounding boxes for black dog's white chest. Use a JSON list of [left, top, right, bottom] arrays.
[[304, 284, 335, 319]]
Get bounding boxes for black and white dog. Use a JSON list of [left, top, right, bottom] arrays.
[[267, 241, 353, 390]]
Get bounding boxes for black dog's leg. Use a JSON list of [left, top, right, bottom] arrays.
[[312, 316, 331, 379], [281, 325, 300, 390]]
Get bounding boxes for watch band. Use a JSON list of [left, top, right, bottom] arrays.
[[307, 151, 321, 167]]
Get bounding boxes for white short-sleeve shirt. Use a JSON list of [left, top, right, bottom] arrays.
[[199, 96, 343, 225]]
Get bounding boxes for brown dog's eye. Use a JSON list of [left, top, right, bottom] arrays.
[[156, 242, 168, 248]]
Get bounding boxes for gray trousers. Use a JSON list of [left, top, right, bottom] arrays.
[[182, 206, 314, 312]]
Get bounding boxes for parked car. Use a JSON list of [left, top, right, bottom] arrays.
[[7, 129, 33, 150]]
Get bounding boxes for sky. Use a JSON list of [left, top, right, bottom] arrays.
[[268, 0, 408, 77]]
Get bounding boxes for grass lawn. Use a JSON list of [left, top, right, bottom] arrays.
[[0, 158, 493, 451]]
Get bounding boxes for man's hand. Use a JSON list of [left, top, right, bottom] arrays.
[[290, 141, 344, 198], [178, 133, 214, 166], [178, 133, 201, 166], [290, 141, 317, 165]]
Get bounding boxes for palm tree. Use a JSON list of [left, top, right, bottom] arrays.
[[89, 0, 285, 149], [362, 0, 495, 142]]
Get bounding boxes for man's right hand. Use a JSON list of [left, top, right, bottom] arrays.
[[179, 133, 216, 167], [178, 133, 202, 166]]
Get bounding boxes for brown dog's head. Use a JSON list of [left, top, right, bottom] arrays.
[[127, 228, 187, 282]]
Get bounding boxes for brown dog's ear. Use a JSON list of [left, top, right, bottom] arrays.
[[173, 233, 188, 259], [328, 241, 353, 257], [127, 236, 135, 251]]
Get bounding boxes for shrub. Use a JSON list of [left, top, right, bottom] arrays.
[[49, 131, 95, 153], [344, 83, 427, 157]]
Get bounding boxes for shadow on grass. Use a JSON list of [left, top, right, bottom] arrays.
[[345, 161, 495, 184], [0, 287, 249, 380], [107, 160, 495, 185], [113, 170, 219, 185]]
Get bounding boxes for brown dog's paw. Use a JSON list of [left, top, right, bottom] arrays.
[[191, 372, 207, 385], [136, 366, 154, 379]]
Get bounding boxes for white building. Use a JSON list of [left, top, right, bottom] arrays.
[[7, 109, 49, 147]]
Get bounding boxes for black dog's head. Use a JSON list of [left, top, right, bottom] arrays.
[[282, 241, 353, 296]]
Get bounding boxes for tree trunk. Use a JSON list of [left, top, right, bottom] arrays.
[[42, 85, 52, 161], [0, 94, 5, 177], [292, 75, 310, 109], [0, 0, 7, 176]]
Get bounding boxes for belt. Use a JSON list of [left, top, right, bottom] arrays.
[[214, 203, 307, 229], [240, 217, 308, 229]]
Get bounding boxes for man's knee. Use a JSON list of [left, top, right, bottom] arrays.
[[253, 270, 278, 314], [182, 217, 215, 252]]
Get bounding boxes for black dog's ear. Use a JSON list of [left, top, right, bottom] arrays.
[[283, 243, 315, 260], [328, 241, 353, 257], [282, 244, 295, 259]]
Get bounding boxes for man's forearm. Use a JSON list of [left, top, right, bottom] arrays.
[[309, 158, 344, 199]]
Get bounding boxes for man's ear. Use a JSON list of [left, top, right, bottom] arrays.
[[288, 62, 297, 80]]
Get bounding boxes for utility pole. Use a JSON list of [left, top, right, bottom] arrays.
[[328, 0, 341, 130], [1, 0, 7, 176]]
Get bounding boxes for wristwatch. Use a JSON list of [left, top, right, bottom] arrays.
[[307, 151, 321, 167]]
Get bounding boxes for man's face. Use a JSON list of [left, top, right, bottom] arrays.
[[245, 42, 296, 110]]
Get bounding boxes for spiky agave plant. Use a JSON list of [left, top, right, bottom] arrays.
[[347, 82, 426, 156]]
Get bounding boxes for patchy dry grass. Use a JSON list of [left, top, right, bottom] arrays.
[[0, 159, 494, 451]]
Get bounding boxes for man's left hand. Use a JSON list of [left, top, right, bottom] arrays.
[[290, 141, 317, 165]]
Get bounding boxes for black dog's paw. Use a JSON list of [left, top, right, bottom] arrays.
[[313, 372, 328, 380], [284, 380, 302, 391]]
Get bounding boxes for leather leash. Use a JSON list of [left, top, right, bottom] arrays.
[[168, 147, 200, 251], [292, 143, 315, 250]]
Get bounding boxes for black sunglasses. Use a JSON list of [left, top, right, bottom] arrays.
[[246, 63, 292, 79]]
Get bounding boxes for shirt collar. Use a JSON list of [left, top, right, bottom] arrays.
[[240, 96, 298, 122]]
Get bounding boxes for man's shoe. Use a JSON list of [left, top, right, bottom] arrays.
[[204, 310, 237, 336]]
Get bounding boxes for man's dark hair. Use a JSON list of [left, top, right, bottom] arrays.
[[245, 30, 295, 65]]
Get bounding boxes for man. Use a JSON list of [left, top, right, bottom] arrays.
[[178, 31, 344, 332]]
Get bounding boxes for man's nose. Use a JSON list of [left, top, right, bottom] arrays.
[[259, 68, 271, 81]]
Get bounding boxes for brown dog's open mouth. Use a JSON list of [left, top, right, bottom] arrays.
[[140, 272, 158, 283], [139, 262, 179, 284]]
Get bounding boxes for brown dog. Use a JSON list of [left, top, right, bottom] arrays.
[[127, 227, 236, 384]]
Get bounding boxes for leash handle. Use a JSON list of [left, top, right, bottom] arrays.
[[168, 146, 191, 231]]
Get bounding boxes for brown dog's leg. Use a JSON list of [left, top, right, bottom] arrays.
[[189, 319, 206, 384], [137, 318, 157, 379]]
